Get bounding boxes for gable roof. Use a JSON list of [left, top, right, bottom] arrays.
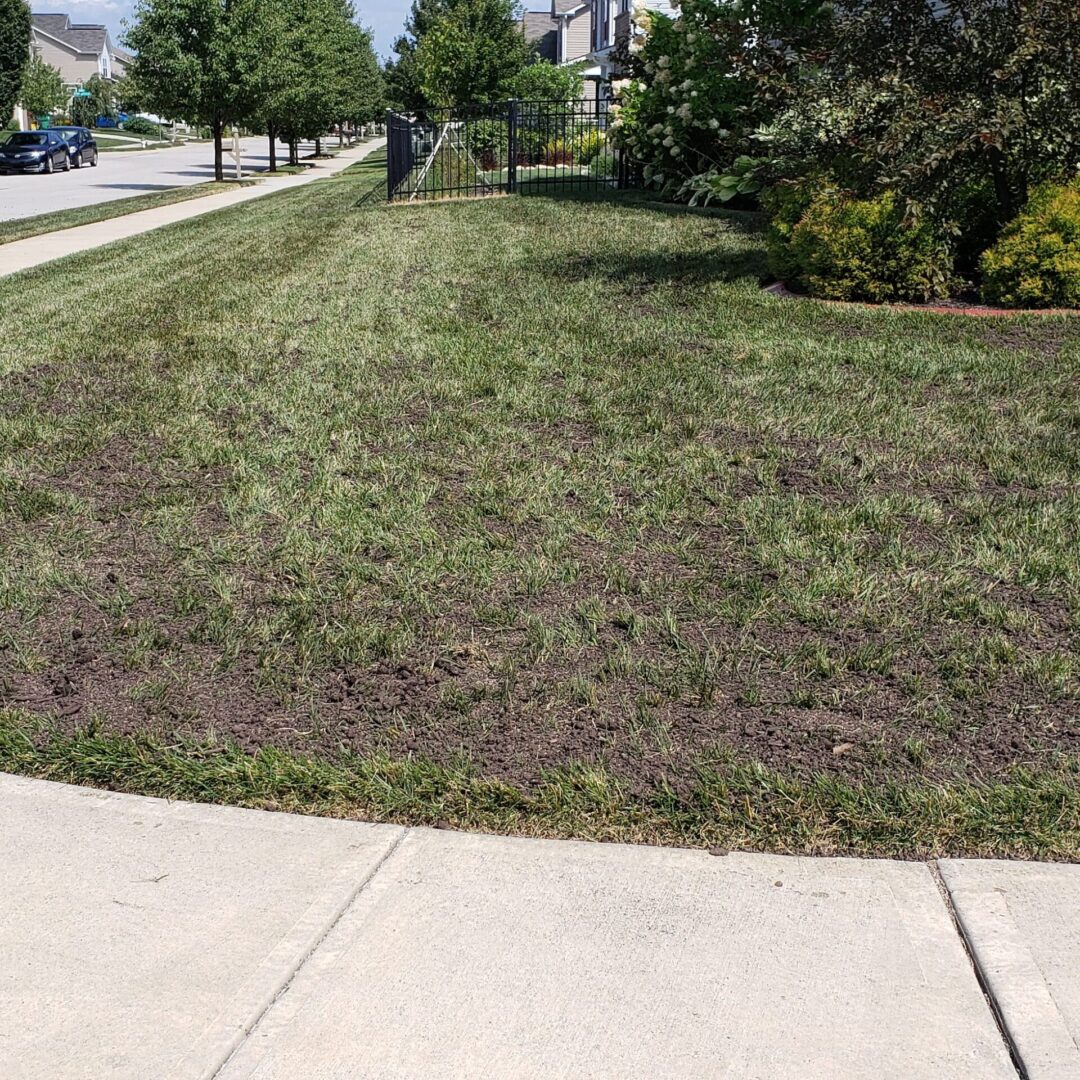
[[32, 13, 110, 56], [522, 11, 558, 60]]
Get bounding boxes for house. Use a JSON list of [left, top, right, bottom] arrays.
[[588, 0, 674, 89], [522, 0, 595, 70], [30, 13, 129, 92]]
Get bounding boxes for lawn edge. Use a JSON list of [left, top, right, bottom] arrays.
[[2, 710, 1077, 861]]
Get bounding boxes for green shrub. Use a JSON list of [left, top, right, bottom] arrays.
[[573, 127, 605, 166], [589, 151, 618, 179], [123, 116, 162, 138], [784, 189, 953, 303], [763, 177, 819, 285], [980, 180, 1080, 309]]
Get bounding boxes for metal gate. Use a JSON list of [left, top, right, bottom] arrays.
[[385, 99, 637, 202]]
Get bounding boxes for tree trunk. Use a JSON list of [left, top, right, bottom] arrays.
[[289, 139, 298, 167], [339, 127, 344, 148], [987, 145, 1014, 225], [213, 117, 224, 182], [268, 123, 277, 172], [315, 137, 322, 156]]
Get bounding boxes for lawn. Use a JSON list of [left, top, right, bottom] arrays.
[[0, 181, 259, 246], [1, 167, 1077, 857]]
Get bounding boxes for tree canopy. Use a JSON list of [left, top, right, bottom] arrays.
[[0, 0, 31, 123], [415, 0, 533, 106], [126, 0, 381, 176], [20, 57, 67, 120]]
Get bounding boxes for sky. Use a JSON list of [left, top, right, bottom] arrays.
[[30, 0, 413, 60]]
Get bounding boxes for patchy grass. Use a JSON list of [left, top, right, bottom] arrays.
[[0, 180, 259, 245], [0, 167, 1077, 855]]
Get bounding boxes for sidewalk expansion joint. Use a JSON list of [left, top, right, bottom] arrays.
[[207, 824, 411, 1080], [929, 859, 1027, 1080]]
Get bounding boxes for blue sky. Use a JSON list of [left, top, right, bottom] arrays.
[[30, 0, 412, 60]]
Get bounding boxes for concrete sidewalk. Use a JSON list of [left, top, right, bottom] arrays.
[[1, 773, 1077, 1079], [0, 139, 384, 280]]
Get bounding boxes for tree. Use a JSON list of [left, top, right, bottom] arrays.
[[71, 75, 118, 127], [0, 0, 31, 124], [754, 0, 1080, 226], [415, 0, 533, 106], [333, 16, 384, 131], [384, 0, 451, 111], [504, 60, 583, 102], [256, 0, 347, 165], [21, 57, 67, 121], [125, 0, 266, 181]]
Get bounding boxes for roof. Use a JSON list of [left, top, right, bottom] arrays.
[[522, 12, 558, 61], [32, 13, 110, 56], [553, 0, 586, 14]]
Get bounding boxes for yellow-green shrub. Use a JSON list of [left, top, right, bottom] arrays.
[[981, 180, 1080, 309], [785, 190, 953, 303]]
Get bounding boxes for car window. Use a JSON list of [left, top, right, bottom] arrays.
[[7, 133, 48, 146]]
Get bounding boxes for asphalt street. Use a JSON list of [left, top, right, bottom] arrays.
[[0, 135, 297, 222]]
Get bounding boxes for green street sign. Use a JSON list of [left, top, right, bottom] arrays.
[[73, 89, 92, 98]]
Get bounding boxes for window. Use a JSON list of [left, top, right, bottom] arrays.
[[100, 51, 110, 78]]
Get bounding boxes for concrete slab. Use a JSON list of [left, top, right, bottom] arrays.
[[220, 829, 1013, 1080], [0, 773, 403, 1080], [940, 860, 1080, 1080]]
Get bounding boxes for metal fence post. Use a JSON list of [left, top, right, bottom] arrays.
[[506, 100, 518, 195], [385, 110, 394, 201]]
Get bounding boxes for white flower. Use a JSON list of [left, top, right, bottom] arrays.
[[670, 146, 681, 156], [676, 102, 692, 121], [628, 36, 645, 55], [690, 90, 698, 98], [657, 55, 670, 69], [708, 118, 720, 129], [638, 81, 647, 92], [664, 124, 673, 135], [648, 123, 664, 135], [686, 32, 696, 43], [666, 105, 675, 113], [680, 79, 693, 91], [611, 79, 631, 94], [662, 135, 674, 147]]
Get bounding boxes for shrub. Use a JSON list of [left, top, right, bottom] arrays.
[[589, 151, 618, 179], [466, 118, 508, 169], [980, 180, 1080, 309], [123, 115, 162, 138], [542, 137, 573, 166], [573, 127, 604, 165], [784, 189, 953, 303], [763, 177, 819, 285]]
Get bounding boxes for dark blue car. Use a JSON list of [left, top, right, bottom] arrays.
[[51, 127, 100, 169], [0, 131, 71, 174]]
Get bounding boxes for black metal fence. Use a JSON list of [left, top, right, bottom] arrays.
[[386, 99, 637, 202]]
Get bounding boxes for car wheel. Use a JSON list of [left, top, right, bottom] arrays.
[[75, 152, 83, 169], [45, 155, 54, 174], [63, 154, 71, 172], [90, 152, 99, 167]]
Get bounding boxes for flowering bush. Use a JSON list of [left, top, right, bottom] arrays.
[[608, 0, 752, 196]]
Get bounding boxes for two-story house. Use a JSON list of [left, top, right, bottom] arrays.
[[522, 0, 595, 71], [588, 0, 674, 90], [30, 13, 129, 92]]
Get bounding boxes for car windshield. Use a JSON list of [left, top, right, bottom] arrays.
[[6, 133, 48, 147], [53, 129, 78, 140]]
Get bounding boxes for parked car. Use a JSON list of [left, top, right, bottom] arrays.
[[51, 126, 100, 169], [0, 131, 72, 174]]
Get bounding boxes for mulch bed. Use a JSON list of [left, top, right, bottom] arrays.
[[764, 281, 1079, 318]]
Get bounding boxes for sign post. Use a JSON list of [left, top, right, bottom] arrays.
[[231, 126, 242, 180]]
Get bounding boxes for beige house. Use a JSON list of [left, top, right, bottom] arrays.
[[522, 0, 593, 64], [30, 13, 128, 90]]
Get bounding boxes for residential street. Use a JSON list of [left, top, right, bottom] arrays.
[[0, 136, 292, 221]]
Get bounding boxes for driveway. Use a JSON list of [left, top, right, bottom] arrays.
[[0, 136, 318, 222]]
